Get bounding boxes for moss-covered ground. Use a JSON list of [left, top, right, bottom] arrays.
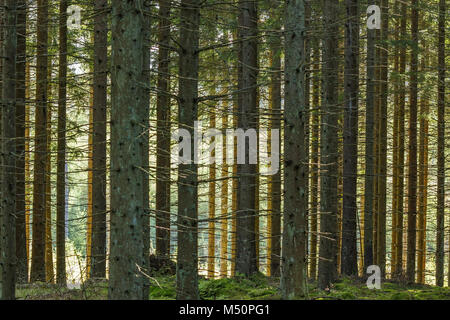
[[15, 274, 450, 300]]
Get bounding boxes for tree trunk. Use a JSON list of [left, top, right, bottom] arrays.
[[281, 0, 308, 299], [15, 0, 28, 284], [176, 0, 200, 299], [91, 0, 108, 279], [318, 0, 339, 290], [56, 0, 67, 285], [0, 0, 17, 299], [406, 0, 418, 284], [30, 0, 49, 283], [341, 0, 359, 277], [435, 0, 445, 287], [156, 0, 172, 260], [235, 0, 258, 277], [108, 0, 150, 300]]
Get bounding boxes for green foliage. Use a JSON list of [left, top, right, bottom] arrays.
[[15, 276, 450, 300]]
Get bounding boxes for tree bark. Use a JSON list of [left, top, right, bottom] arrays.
[[0, 0, 17, 299], [176, 0, 200, 299], [108, 0, 150, 299], [341, 0, 359, 277], [318, 0, 339, 290], [30, 0, 49, 283], [281, 0, 308, 299]]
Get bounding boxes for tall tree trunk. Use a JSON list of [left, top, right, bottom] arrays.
[[91, 0, 108, 279], [406, 0, 418, 284], [15, 0, 28, 284], [45, 61, 54, 283], [108, 0, 150, 300], [30, 0, 49, 283], [363, 0, 376, 271], [267, 18, 281, 277], [219, 93, 229, 278], [394, 1, 407, 278], [176, 0, 200, 299], [281, 0, 308, 299], [376, 0, 388, 277], [235, 0, 258, 277], [417, 49, 429, 284], [0, 0, 17, 299], [318, 0, 339, 290], [341, 0, 359, 276], [208, 99, 216, 279], [56, 0, 67, 285], [156, 0, 172, 260], [435, 0, 446, 287], [309, 38, 320, 280]]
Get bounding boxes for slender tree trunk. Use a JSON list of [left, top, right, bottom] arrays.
[[406, 0, 418, 284], [0, 0, 17, 299], [30, 0, 49, 283], [91, 0, 108, 279], [435, 0, 446, 287], [56, 0, 67, 285], [219, 94, 228, 278], [235, 0, 258, 277], [318, 0, 339, 290], [268, 22, 281, 278], [363, 0, 376, 271], [281, 0, 308, 299], [341, 0, 359, 276], [375, 0, 388, 276], [108, 0, 150, 300], [176, 0, 200, 299], [15, 0, 28, 284], [45, 61, 54, 283], [417, 50, 429, 284], [309, 39, 320, 280], [156, 0, 172, 260], [394, 2, 407, 278], [208, 100, 216, 279]]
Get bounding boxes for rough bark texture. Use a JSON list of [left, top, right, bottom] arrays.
[[435, 0, 445, 287], [91, 0, 108, 279], [318, 0, 339, 290], [406, 0, 418, 284], [363, 0, 376, 271], [0, 0, 17, 299], [56, 0, 67, 285], [156, 0, 172, 260], [267, 13, 281, 277], [30, 0, 48, 283], [108, 0, 150, 300], [235, 0, 258, 277], [15, 0, 27, 284], [280, 0, 308, 299], [341, 0, 359, 276], [176, 0, 200, 299]]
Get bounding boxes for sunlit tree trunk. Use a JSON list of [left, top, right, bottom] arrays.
[[435, 0, 446, 287], [56, 0, 67, 285], [30, 0, 49, 283], [15, 0, 28, 284], [406, 0, 419, 284]]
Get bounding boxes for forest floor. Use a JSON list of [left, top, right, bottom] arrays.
[[15, 274, 450, 300]]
